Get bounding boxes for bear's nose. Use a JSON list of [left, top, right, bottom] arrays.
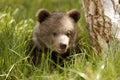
[[60, 43, 67, 49]]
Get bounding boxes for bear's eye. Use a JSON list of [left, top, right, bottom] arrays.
[[53, 32, 58, 37], [66, 31, 71, 37]]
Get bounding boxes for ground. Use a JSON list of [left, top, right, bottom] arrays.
[[0, 0, 120, 80]]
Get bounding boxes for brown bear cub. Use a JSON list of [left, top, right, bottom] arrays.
[[26, 9, 81, 67]]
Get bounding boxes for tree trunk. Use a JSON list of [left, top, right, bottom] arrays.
[[82, 0, 120, 54]]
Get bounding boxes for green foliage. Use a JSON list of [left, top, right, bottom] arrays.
[[0, 0, 120, 80]]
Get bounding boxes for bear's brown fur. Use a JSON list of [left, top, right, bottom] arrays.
[[26, 9, 81, 67]]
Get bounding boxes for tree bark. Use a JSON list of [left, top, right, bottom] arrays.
[[82, 0, 120, 54]]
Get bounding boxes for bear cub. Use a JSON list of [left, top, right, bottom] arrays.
[[26, 9, 81, 67]]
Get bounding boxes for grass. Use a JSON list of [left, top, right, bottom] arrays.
[[0, 0, 120, 80]]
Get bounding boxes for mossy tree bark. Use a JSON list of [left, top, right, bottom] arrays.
[[82, 0, 120, 54]]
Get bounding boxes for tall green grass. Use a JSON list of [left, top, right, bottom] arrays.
[[0, 0, 120, 80]]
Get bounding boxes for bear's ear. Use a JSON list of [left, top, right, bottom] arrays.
[[36, 9, 50, 23], [67, 9, 80, 22]]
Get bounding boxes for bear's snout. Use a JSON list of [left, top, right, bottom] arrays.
[[57, 43, 67, 53], [55, 35, 69, 54], [60, 43, 67, 50]]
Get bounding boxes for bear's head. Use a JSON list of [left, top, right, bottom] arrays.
[[33, 9, 80, 54]]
